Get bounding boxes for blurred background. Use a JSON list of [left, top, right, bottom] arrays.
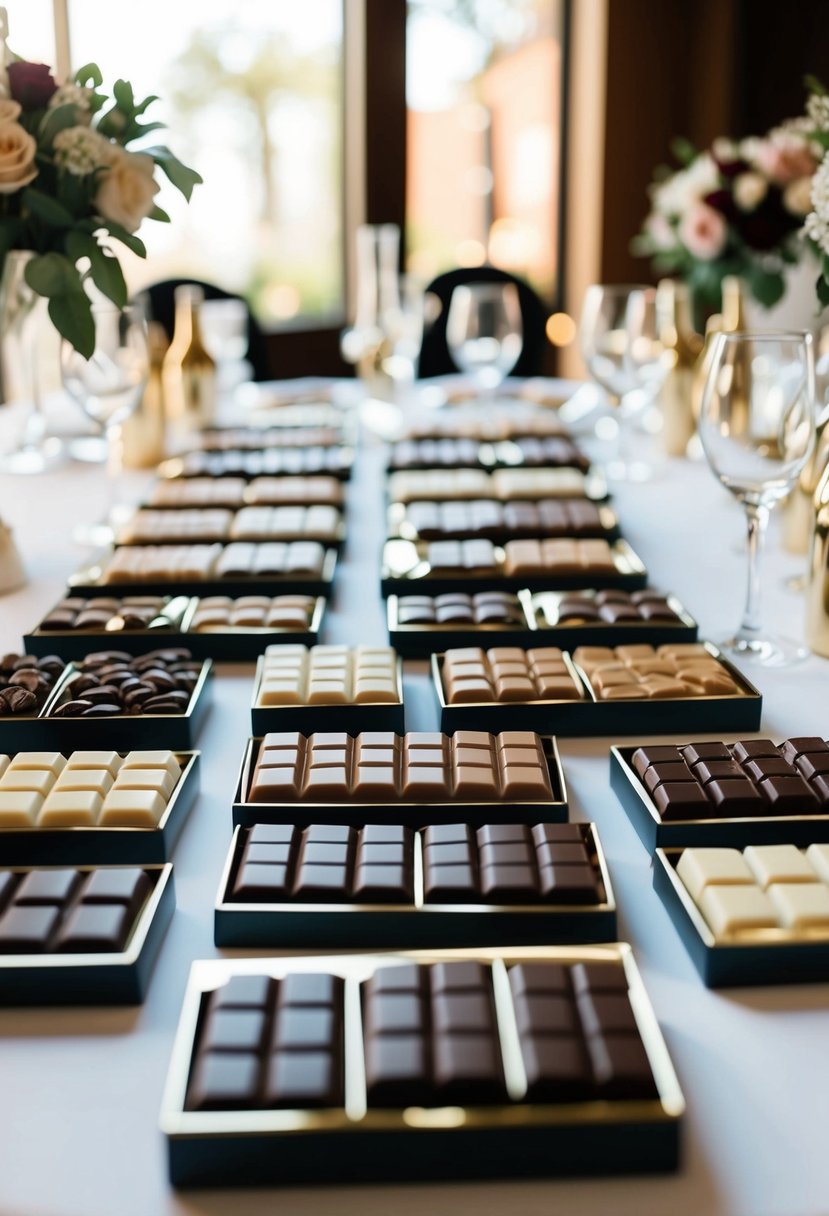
[[9, 0, 829, 378]]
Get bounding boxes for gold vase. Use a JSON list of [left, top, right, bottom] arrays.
[[655, 279, 702, 456]]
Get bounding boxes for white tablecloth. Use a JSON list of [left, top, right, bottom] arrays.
[[0, 387, 827, 1216]]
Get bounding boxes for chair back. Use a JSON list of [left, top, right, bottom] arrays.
[[417, 265, 547, 379], [142, 278, 270, 381]]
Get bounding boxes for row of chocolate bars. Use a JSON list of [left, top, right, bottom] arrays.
[[1, 400, 825, 1191]]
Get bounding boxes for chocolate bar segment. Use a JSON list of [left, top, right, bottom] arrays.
[[402, 499, 608, 541], [632, 737, 829, 821]]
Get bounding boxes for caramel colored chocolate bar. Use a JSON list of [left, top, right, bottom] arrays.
[[575, 644, 741, 700]]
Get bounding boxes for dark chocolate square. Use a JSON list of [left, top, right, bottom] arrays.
[[652, 782, 712, 821]]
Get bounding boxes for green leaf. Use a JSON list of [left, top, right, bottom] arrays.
[[817, 274, 829, 307], [805, 74, 827, 97], [113, 79, 135, 112], [133, 94, 160, 117], [65, 230, 127, 307], [149, 203, 170, 222], [670, 136, 697, 166], [23, 252, 77, 297], [22, 188, 74, 229], [745, 264, 786, 309], [143, 145, 202, 201], [49, 290, 94, 358], [39, 103, 80, 145], [75, 62, 103, 88], [101, 220, 146, 258], [129, 120, 167, 138]]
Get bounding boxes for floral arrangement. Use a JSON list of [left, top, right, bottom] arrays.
[[0, 52, 201, 356], [802, 80, 829, 305], [633, 123, 819, 320]]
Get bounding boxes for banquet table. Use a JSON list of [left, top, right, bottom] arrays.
[[0, 381, 827, 1216]]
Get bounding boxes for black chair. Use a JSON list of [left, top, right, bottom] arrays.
[[142, 278, 270, 382], [416, 265, 548, 379]]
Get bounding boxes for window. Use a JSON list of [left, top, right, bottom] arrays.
[[406, 0, 567, 302]]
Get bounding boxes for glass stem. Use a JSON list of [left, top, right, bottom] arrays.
[[738, 500, 769, 642], [105, 422, 123, 524], [20, 302, 46, 448]]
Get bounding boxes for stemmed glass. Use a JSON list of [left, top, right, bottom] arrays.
[[445, 282, 523, 398], [698, 330, 816, 666], [579, 284, 671, 480], [61, 302, 150, 546]]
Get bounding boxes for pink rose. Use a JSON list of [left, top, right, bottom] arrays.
[[753, 135, 818, 186], [679, 201, 728, 260], [7, 61, 58, 109]]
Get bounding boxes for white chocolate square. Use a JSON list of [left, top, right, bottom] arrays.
[[113, 767, 176, 800], [0, 790, 43, 826], [8, 752, 66, 774], [699, 885, 778, 938], [744, 844, 816, 889], [0, 756, 9, 778], [258, 681, 303, 706], [121, 751, 180, 779], [307, 681, 348, 705], [806, 843, 829, 884], [354, 680, 399, 704], [0, 769, 56, 796], [768, 882, 829, 930], [38, 790, 103, 827], [99, 789, 167, 827], [54, 769, 114, 796], [264, 644, 307, 659], [676, 847, 754, 902], [66, 751, 123, 775]]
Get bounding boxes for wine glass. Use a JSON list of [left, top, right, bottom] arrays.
[[61, 303, 150, 546], [579, 284, 670, 480], [445, 282, 523, 398], [698, 330, 816, 666]]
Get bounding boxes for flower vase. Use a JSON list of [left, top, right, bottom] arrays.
[[742, 250, 829, 336], [0, 251, 65, 474]]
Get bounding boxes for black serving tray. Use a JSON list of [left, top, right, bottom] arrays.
[[25, 597, 327, 664], [32, 660, 213, 751], [380, 538, 647, 597], [250, 656, 405, 735], [386, 501, 622, 544], [387, 592, 536, 657], [0, 751, 200, 866], [214, 821, 615, 948], [157, 446, 356, 482], [232, 735, 569, 828], [67, 547, 338, 599], [434, 642, 761, 737], [161, 945, 683, 1188], [609, 745, 829, 851], [653, 847, 829, 987], [0, 862, 175, 1005]]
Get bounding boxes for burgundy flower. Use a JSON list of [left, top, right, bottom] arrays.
[[712, 155, 749, 180], [7, 61, 58, 109], [703, 189, 737, 222]]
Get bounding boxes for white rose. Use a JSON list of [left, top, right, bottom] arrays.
[[782, 176, 812, 218], [0, 99, 21, 123], [0, 121, 37, 193], [94, 150, 159, 233], [733, 171, 768, 211]]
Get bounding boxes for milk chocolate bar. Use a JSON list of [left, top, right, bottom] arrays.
[[190, 595, 318, 632], [495, 436, 591, 470], [575, 643, 742, 700], [549, 589, 684, 626], [119, 510, 234, 544], [230, 506, 342, 543], [194, 425, 344, 450], [388, 437, 485, 470], [97, 541, 329, 583], [404, 409, 568, 442], [399, 499, 612, 541], [441, 646, 583, 704], [148, 479, 247, 509], [246, 730, 554, 805], [503, 539, 618, 577]]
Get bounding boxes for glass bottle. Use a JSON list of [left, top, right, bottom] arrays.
[[805, 456, 829, 656], [162, 285, 216, 443], [121, 321, 168, 468], [655, 279, 703, 456], [783, 328, 829, 554]]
